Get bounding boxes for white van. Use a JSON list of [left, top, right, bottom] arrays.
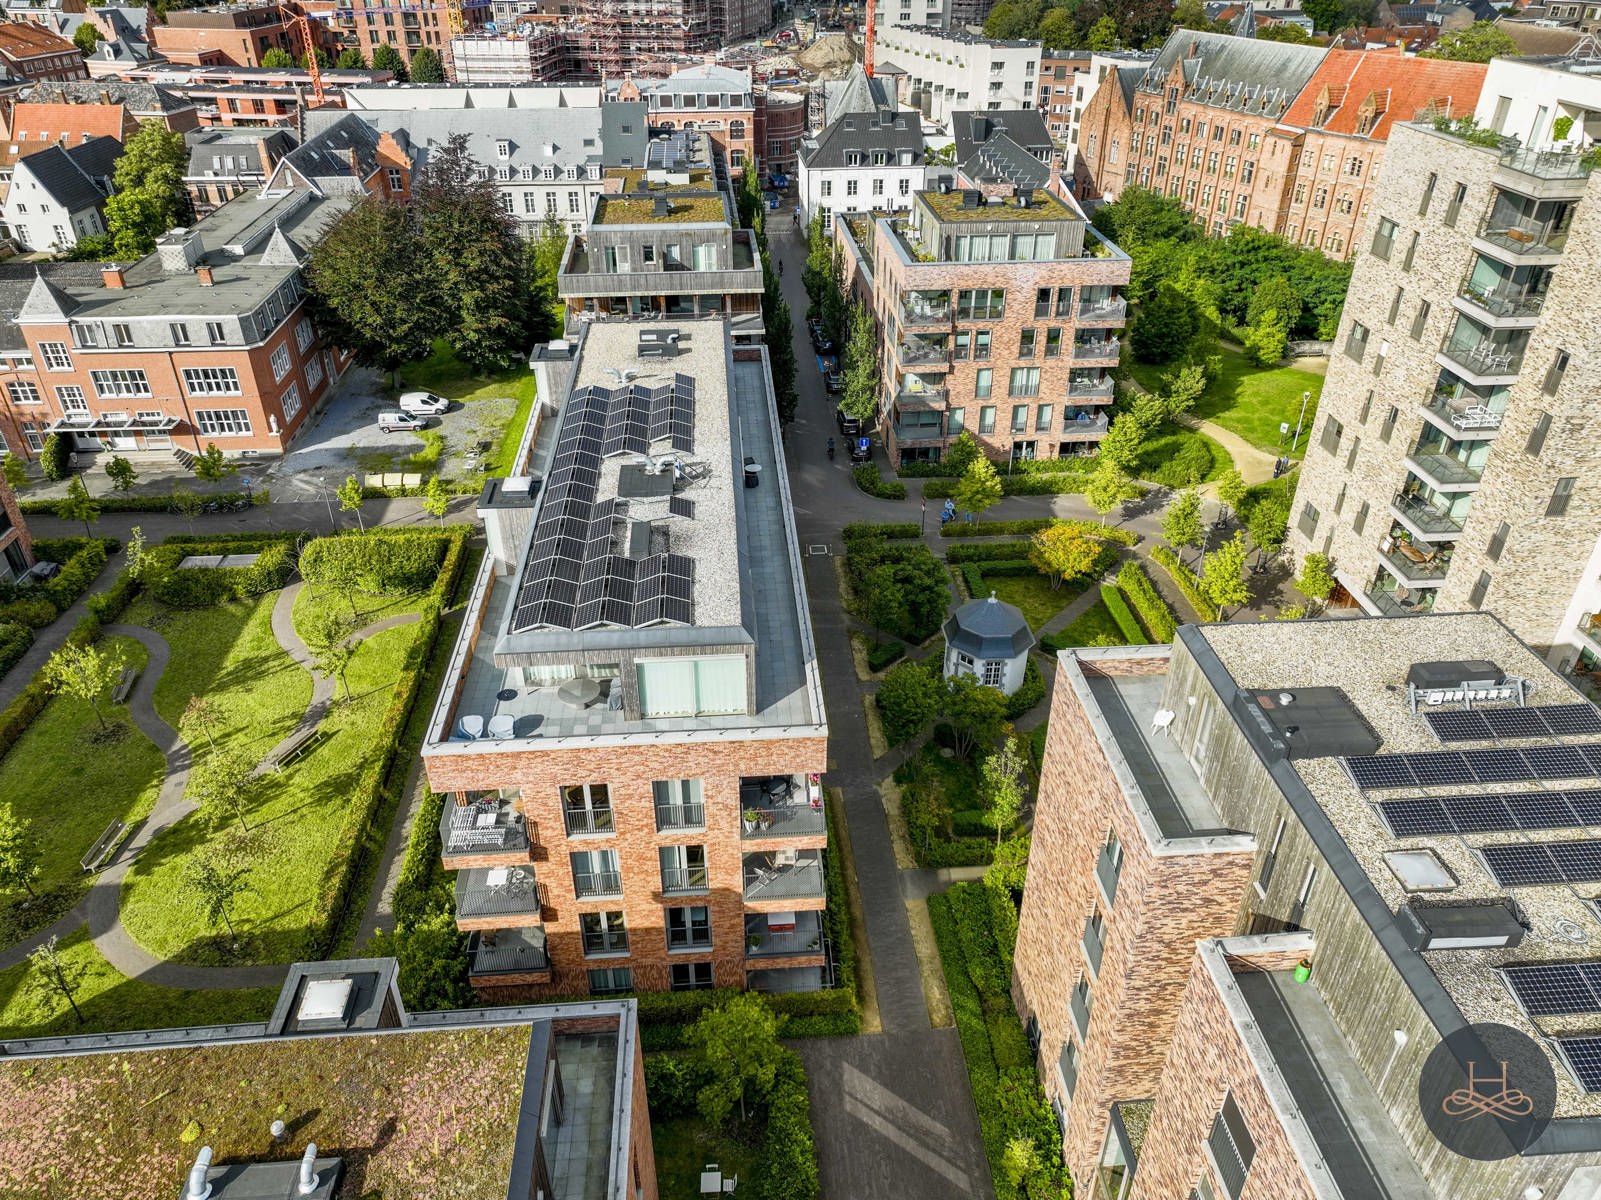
[[377, 410, 426, 433], [399, 391, 450, 417]]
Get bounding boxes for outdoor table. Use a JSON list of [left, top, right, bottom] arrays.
[[558, 678, 602, 707], [485, 867, 510, 896], [700, 1170, 722, 1196]]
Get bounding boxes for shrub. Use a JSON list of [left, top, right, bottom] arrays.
[[0, 598, 59, 629], [1150, 545, 1219, 621], [1117, 560, 1178, 641], [0, 622, 31, 677], [20, 489, 262, 516], [752, 1051, 820, 1200], [1138, 427, 1214, 487], [299, 530, 448, 595], [40, 433, 70, 482], [1002, 658, 1045, 720], [842, 521, 920, 543], [150, 541, 292, 608], [865, 638, 904, 672], [946, 541, 1035, 563], [853, 465, 907, 499], [645, 1051, 707, 1117], [821, 798, 858, 1009], [847, 538, 947, 642], [876, 659, 941, 745], [1101, 584, 1147, 644]]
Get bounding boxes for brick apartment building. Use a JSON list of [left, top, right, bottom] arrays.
[[1016, 614, 1601, 1199], [1289, 53, 1601, 676], [6, 181, 350, 459], [420, 317, 830, 1000], [0, 21, 88, 84], [147, 1, 306, 68], [323, 0, 491, 71], [834, 184, 1129, 466], [757, 86, 807, 178], [1073, 30, 1486, 258]]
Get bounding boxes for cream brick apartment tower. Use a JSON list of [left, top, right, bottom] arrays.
[[1289, 54, 1601, 674]]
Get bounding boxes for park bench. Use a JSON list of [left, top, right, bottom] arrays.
[[265, 724, 326, 770], [81, 820, 127, 873], [111, 666, 139, 705]]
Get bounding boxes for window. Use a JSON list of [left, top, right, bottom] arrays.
[[587, 967, 633, 996], [1320, 415, 1343, 456], [1402, 232, 1419, 272], [1468, 569, 1492, 610], [304, 353, 323, 393], [1418, 172, 1436, 217], [206, 321, 226, 345], [5, 381, 39, 406], [1058, 1037, 1078, 1099], [280, 382, 302, 422], [1526, 411, 1551, 458], [1486, 520, 1510, 563], [387, 167, 403, 191], [1044, 329, 1062, 358], [666, 905, 711, 950], [1206, 1093, 1256, 1199], [1543, 349, 1570, 396], [872, 178, 883, 196], [55, 386, 86, 411], [952, 332, 970, 361], [581, 911, 628, 955], [1352, 500, 1369, 535], [1345, 436, 1360, 472], [898, 178, 910, 197], [1379, 405, 1397, 443], [1387, 287, 1403, 324], [1410, 301, 1430, 341], [670, 962, 715, 991], [1055, 288, 1073, 318], [1442, 182, 1466, 228], [112, 323, 132, 347], [1297, 502, 1319, 539], [1070, 974, 1091, 1038], [182, 368, 241, 396], [1334, 484, 1346, 515], [1018, 329, 1036, 358], [1036, 404, 1052, 433], [979, 405, 996, 434], [195, 408, 251, 436], [90, 369, 151, 398], [635, 656, 746, 717], [70, 324, 99, 349], [1010, 404, 1028, 433], [499, 192, 513, 215], [975, 369, 992, 401], [295, 318, 314, 352], [1008, 368, 1040, 397], [1035, 287, 1051, 318], [659, 844, 708, 894], [38, 342, 70, 370], [956, 289, 1005, 320], [1359, 391, 1372, 424], [571, 848, 621, 898], [1371, 217, 1397, 260], [1548, 477, 1577, 518], [270, 343, 292, 383], [546, 192, 557, 214], [973, 331, 991, 361], [1344, 322, 1369, 362]]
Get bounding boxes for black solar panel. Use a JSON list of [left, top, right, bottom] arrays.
[[1412, 752, 1478, 786], [1557, 1037, 1601, 1091], [1482, 840, 1601, 886], [1345, 745, 1601, 791], [1543, 706, 1601, 736], [1346, 756, 1420, 790], [1379, 798, 1447, 837], [1425, 704, 1601, 742], [669, 495, 695, 519], [1503, 963, 1601, 1016], [1467, 749, 1533, 783], [1425, 711, 1494, 742]]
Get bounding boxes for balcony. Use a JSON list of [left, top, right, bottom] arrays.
[[1473, 216, 1569, 264], [896, 338, 949, 368], [1436, 334, 1523, 384], [1073, 338, 1120, 362], [574, 870, 623, 899], [1454, 281, 1545, 327], [455, 866, 543, 920], [1404, 447, 1485, 491], [655, 801, 705, 831], [1078, 296, 1127, 323], [1066, 375, 1115, 401], [740, 774, 826, 839], [899, 298, 951, 327], [1367, 574, 1438, 616], [660, 866, 709, 895], [439, 798, 529, 858], [467, 928, 550, 977], [1420, 391, 1502, 439], [1390, 491, 1466, 540], [743, 852, 824, 902], [1492, 146, 1594, 200], [745, 911, 825, 957], [893, 421, 947, 445], [564, 807, 615, 836], [1061, 412, 1111, 436], [1377, 535, 1452, 586]]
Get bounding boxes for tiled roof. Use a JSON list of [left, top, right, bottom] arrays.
[[1494, 16, 1586, 53], [799, 106, 921, 170], [1138, 28, 1328, 119], [6, 100, 131, 144], [26, 78, 191, 113], [1281, 48, 1487, 139], [0, 20, 76, 57]]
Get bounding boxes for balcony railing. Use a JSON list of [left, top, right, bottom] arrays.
[[1072, 339, 1120, 360], [1066, 376, 1115, 400], [564, 808, 615, 836], [897, 339, 949, 367], [574, 870, 623, 898], [660, 866, 709, 894], [1407, 449, 1484, 488], [1078, 297, 1127, 322], [743, 856, 824, 901], [1439, 335, 1523, 377], [1422, 392, 1503, 434], [745, 914, 825, 957], [439, 800, 529, 857], [1458, 280, 1545, 321], [896, 385, 948, 408], [742, 799, 827, 839], [900, 302, 951, 326], [1392, 492, 1466, 536], [467, 929, 550, 976], [1496, 146, 1596, 183], [1379, 539, 1452, 583], [1060, 413, 1111, 436], [1368, 578, 1438, 616], [1476, 217, 1569, 258], [456, 867, 542, 919], [655, 803, 705, 831]]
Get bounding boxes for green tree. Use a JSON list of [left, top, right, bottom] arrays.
[[1037, 7, 1079, 48], [1131, 281, 1200, 364], [767, 297, 800, 424], [183, 847, 251, 944], [260, 47, 293, 68], [27, 936, 86, 1024], [2, 454, 27, 492], [371, 43, 409, 80], [1247, 275, 1304, 331], [1085, 459, 1139, 526], [1422, 20, 1519, 62], [73, 22, 100, 54], [104, 120, 189, 258], [40, 433, 70, 482], [952, 455, 1002, 518], [1160, 362, 1208, 417], [1029, 522, 1101, 590], [1090, 186, 1197, 250], [408, 45, 444, 82], [1202, 531, 1249, 619], [192, 442, 236, 483], [303, 609, 358, 700], [875, 659, 941, 744], [802, 215, 831, 312], [57, 475, 99, 537], [1098, 409, 1151, 475], [1162, 488, 1205, 566], [980, 736, 1026, 846], [945, 674, 1007, 759], [414, 134, 527, 372], [986, 832, 1030, 893], [862, 554, 949, 643], [368, 909, 473, 1010], [1248, 493, 1291, 566], [105, 453, 137, 493], [41, 641, 125, 732], [304, 197, 437, 382], [1301, 0, 1342, 29], [685, 993, 784, 1124], [1085, 13, 1119, 48], [840, 305, 878, 423], [1257, 20, 1311, 40], [820, 247, 847, 349], [170, 485, 202, 535], [193, 747, 261, 833], [182, 694, 221, 750], [0, 802, 41, 899], [983, 0, 1040, 38], [1243, 308, 1289, 367], [336, 47, 368, 69], [1295, 550, 1336, 614], [336, 474, 365, 532], [944, 431, 981, 477], [524, 214, 567, 344], [422, 473, 450, 522], [1216, 468, 1247, 523], [1172, 0, 1218, 29], [123, 525, 146, 583]]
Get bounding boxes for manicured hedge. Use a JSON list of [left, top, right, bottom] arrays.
[[1101, 584, 1147, 644], [1002, 657, 1045, 720], [946, 541, 1035, 563], [1150, 544, 1219, 621], [853, 465, 908, 499], [300, 529, 449, 595], [147, 541, 293, 608], [926, 474, 1098, 500], [19, 490, 262, 516], [866, 638, 904, 671], [941, 518, 1053, 538], [842, 522, 920, 544], [0, 622, 31, 678], [1117, 559, 1178, 642], [821, 799, 858, 1009]]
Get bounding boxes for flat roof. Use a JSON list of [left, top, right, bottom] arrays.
[[593, 193, 726, 225], [917, 188, 1077, 223], [1189, 614, 1601, 1120]]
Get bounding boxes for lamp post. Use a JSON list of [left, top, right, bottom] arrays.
[[1289, 390, 1311, 454]]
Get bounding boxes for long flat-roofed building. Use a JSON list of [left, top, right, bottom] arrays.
[[1016, 613, 1601, 1199], [421, 317, 829, 1001]]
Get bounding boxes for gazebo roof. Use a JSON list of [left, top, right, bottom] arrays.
[[943, 592, 1035, 660]]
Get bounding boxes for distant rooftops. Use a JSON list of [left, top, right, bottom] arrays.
[[876, 22, 1042, 49]]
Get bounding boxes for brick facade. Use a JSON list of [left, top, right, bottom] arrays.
[[0, 473, 33, 580], [148, 3, 301, 68]]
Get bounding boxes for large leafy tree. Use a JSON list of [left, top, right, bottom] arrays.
[[685, 994, 784, 1124], [0, 802, 41, 899], [371, 43, 409, 80], [952, 455, 1002, 518], [260, 47, 293, 68], [409, 46, 444, 83], [336, 47, 369, 69], [1422, 21, 1518, 62], [42, 642, 125, 732], [525, 215, 568, 345], [1029, 523, 1101, 589], [840, 306, 878, 423], [414, 134, 527, 372], [981, 736, 1027, 846], [104, 120, 189, 258], [1091, 186, 1197, 251], [1130, 281, 1200, 364], [1202, 532, 1250, 619], [304, 196, 438, 382], [73, 22, 100, 54], [1161, 488, 1204, 566]]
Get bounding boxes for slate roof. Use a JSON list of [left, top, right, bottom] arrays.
[[185, 127, 297, 177], [1280, 49, 1487, 140], [823, 64, 895, 126], [1137, 28, 1328, 121], [798, 106, 921, 170], [14, 135, 118, 212], [270, 113, 384, 195], [959, 132, 1051, 189], [26, 78, 191, 114], [0, 262, 104, 352], [943, 594, 1034, 660], [618, 63, 752, 97], [951, 108, 1052, 162]]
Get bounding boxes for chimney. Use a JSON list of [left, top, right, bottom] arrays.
[[156, 226, 203, 273], [101, 265, 125, 288], [196, 266, 214, 286]]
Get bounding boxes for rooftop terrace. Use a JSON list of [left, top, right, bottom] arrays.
[[593, 193, 728, 225]]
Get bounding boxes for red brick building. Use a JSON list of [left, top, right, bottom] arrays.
[[0, 22, 89, 84], [0, 472, 33, 580], [421, 319, 832, 1001], [147, 1, 303, 68]]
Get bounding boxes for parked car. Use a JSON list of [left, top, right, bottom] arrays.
[[836, 408, 861, 436], [808, 319, 833, 353], [399, 391, 451, 417], [849, 437, 873, 464], [377, 410, 427, 433], [823, 367, 843, 393]]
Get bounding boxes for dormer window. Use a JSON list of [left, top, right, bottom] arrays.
[[520, 164, 534, 181], [846, 151, 863, 166], [543, 164, 556, 180], [496, 140, 510, 159], [498, 165, 511, 181]]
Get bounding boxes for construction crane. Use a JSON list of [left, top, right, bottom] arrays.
[[288, 11, 325, 105], [864, 0, 873, 76], [444, 0, 465, 40]]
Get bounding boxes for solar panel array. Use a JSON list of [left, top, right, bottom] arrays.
[[1377, 789, 1601, 836], [1481, 840, 1601, 887], [1343, 745, 1601, 791], [1504, 962, 1601, 1016], [512, 380, 697, 631], [1556, 1036, 1601, 1091], [669, 495, 695, 519], [1425, 704, 1601, 743]]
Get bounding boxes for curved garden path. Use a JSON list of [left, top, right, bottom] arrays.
[[0, 586, 420, 992]]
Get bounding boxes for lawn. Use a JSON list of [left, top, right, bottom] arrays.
[[1131, 349, 1322, 457], [395, 342, 540, 479], [982, 571, 1091, 631], [0, 928, 275, 1039], [1135, 421, 1232, 486], [1056, 600, 1128, 649], [293, 578, 423, 632], [0, 634, 165, 948], [651, 1115, 761, 1200]]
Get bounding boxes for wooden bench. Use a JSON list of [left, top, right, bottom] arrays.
[[266, 724, 325, 770], [111, 667, 139, 705], [81, 820, 127, 873]]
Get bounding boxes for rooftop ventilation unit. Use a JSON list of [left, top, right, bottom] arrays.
[[1398, 899, 1525, 952], [1014, 186, 1033, 207], [1404, 660, 1530, 711], [960, 189, 981, 208], [652, 197, 671, 217]]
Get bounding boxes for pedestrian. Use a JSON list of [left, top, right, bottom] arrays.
[[778, 259, 784, 276]]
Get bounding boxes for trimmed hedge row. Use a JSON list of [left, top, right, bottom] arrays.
[[1150, 545, 1219, 621], [300, 529, 449, 595], [842, 522, 920, 543], [1101, 584, 1147, 644], [941, 518, 1052, 538], [146, 541, 294, 608], [946, 541, 1034, 563], [1002, 657, 1045, 720], [19, 490, 266, 516], [821, 799, 859, 1015], [360, 479, 482, 500], [0, 538, 120, 632], [0, 622, 31, 678], [866, 638, 904, 671], [1117, 559, 1178, 642], [853, 465, 908, 500]]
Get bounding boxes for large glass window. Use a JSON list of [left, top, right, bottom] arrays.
[[588, 966, 633, 995], [659, 844, 708, 893], [90, 369, 151, 398], [571, 848, 621, 898], [956, 288, 1005, 320], [581, 910, 628, 955], [653, 779, 705, 830], [666, 905, 712, 949], [670, 961, 714, 991], [195, 409, 252, 436], [183, 367, 241, 396], [636, 656, 747, 717], [563, 783, 613, 835]]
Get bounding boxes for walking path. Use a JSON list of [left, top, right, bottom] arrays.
[[0, 548, 123, 713]]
